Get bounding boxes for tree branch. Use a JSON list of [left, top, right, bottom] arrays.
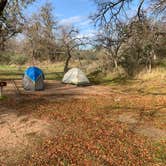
[[0, 0, 7, 16]]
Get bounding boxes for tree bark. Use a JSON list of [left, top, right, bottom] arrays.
[[0, 0, 7, 50], [0, 86, 2, 98], [0, 0, 7, 16], [113, 59, 118, 69], [32, 50, 36, 66], [146, 58, 152, 73], [137, 0, 145, 21], [64, 50, 71, 73], [147, 60, 152, 73], [0, 37, 5, 51]]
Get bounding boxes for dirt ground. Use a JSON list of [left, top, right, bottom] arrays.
[[4, 80, 116, 97], [0, 80, 166, 165]]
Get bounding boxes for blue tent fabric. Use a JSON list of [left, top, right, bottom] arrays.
[[24, 66, 44, 82]]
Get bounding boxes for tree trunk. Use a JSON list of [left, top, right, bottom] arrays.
[[148, 61, 152, 73], [0, 40, 5, 51], [113, 59, 118, 70], [64, 50, 71, 73], [32, 50, 36, 66], [78, 57, 83, 68], [146, 59, 152, 73], [0, 86, 2, 98], [0, 0, 7, 16]]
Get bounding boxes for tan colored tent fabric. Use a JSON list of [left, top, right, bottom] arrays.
[[62, 68, 90, 85]]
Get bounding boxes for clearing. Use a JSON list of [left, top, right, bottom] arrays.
[[0, 79, 165, 165]]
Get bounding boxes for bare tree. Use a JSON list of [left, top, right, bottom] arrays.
[[24, 2, 58, 63], [0, 0, 7, 15], [92, 0, 166, 76], [92, 0, 166, 26], [97, 22, 127, 70], [40, 2, 58, 61], [92, 0, 131, 26], [120, 17, 162, 75], [24, 14, 43, 64], [59, 26, 88, 73], [0, 0, 36, 51], [152, 0, 166, 14]]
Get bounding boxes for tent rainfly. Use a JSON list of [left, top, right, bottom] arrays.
[[23, 66, 45, 91], [62, 68, 90, 85]]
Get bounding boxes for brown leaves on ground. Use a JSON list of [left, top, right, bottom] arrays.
[[0, 89, 165, 165], [17, 97, 157, 165], [22, 125, 153, 165]]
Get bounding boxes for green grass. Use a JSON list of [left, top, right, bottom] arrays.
[[0, 95, 8, 100], [0, 65, 25, 80], [1, 64, 166, 93], [0, 65, 64, 80], [0, 65, 22, 70]]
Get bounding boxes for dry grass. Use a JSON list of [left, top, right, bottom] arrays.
[[136, 67, 166, 81]]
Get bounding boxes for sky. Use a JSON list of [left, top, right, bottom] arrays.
[[24, 0, 144, 38], [25, 0, 97, 37]]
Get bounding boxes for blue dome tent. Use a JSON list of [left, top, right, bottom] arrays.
[[23, 66, 45, 91]]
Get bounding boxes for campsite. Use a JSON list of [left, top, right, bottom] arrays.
[[0, 0, 166, 165]]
